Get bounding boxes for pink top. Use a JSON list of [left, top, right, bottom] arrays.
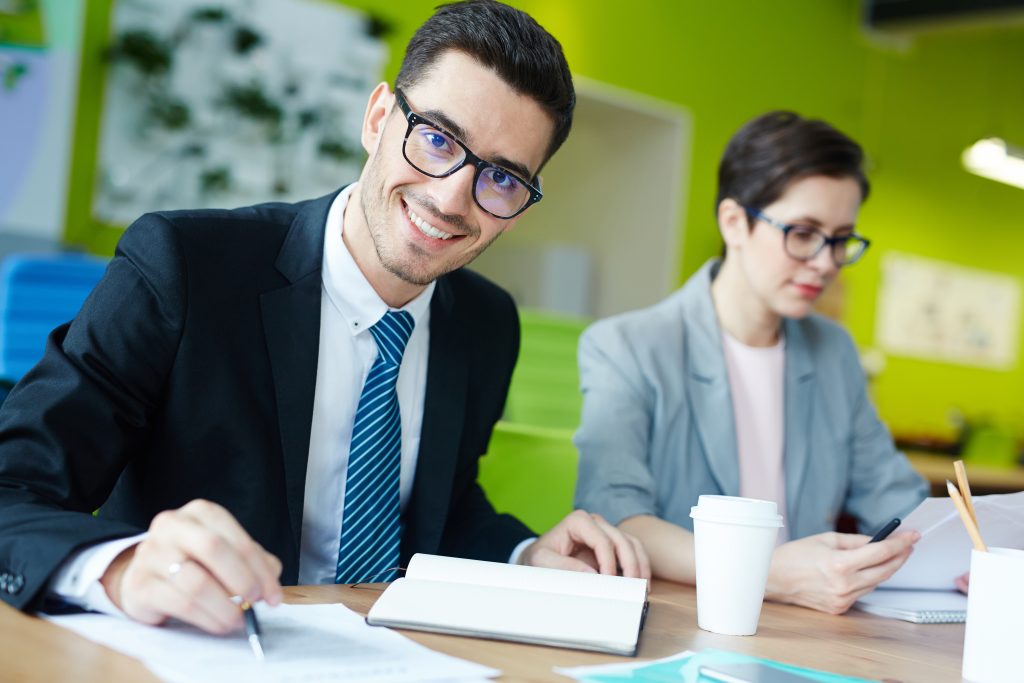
[[722, 331, 788, 543]]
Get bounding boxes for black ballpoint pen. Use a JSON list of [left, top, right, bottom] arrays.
[[240, 601, 265, 660], [869, 517, 901, 543]]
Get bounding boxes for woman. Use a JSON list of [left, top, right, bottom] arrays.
[[574, 111, 928, 614]]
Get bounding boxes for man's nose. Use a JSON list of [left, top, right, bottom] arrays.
[[429, 165, 476, 218]]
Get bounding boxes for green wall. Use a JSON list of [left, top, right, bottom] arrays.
[[67, 0, 1024, 441]]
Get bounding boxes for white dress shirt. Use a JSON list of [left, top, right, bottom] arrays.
[[298, 184, 434, 584]]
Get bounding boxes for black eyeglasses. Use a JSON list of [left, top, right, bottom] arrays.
[[744, 207, 870, 266], [393, 88, 542, 219]]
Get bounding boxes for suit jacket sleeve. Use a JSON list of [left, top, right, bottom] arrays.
[[573, 319, 660, 526], [0, 214, 186, 609]]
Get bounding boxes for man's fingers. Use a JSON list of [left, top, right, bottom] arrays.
[[176, 501, 283, 603], [590, 514, 644, 578], [562, 511, 618, 575], [120, 556, 241, 634], [151, 502, 282, 604], [164, 559, 244, 634], [531, 548, 598, 574], [150, 510, 262, 602]]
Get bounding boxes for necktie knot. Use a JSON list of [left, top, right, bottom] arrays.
[[369, 310, 414, 366]]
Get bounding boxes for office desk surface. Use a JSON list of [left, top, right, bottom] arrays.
[[0, 581, 964, 683]]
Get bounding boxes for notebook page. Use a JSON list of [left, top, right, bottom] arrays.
[[405, 553, 647, 602]]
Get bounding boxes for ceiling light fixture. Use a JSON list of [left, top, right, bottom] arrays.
[[962, 138, 1024, 190]]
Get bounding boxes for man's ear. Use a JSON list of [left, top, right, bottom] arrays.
[[717, 198, 749, 251], [361, 82, 394, 156]]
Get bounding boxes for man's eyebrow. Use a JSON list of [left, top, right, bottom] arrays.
[[421, 108, 536, 181]]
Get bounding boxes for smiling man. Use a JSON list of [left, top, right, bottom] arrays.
[[0, 0, 648, 635]]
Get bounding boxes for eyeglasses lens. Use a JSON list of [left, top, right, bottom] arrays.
[[405, 123, 530, 219]]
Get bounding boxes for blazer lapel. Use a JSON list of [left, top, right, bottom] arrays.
[[260, 193, 333, 570], [402, 276, 468, 560], [682, 262, 739, 495], [782, 317, 815, 534]]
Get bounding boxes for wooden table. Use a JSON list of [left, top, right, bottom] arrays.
[[0, 581, 964, 683]]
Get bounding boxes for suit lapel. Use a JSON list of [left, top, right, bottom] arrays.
[[260, 193, 333, 571], [683, 262, 739, 495], [782, 318, 815, 535], [402, 276, 468, 560]]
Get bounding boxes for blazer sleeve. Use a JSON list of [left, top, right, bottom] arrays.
[[573, 320, 660, 526], [836, 335, 929, 532], [0, 214, 186, 610]]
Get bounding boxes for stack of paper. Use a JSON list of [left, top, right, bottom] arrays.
[[883, 490, 1024, 590]]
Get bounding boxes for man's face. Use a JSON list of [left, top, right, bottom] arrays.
[[354, 50, 554, 288]]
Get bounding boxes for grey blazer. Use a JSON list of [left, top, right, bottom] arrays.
[[573, 260, 927, 540]]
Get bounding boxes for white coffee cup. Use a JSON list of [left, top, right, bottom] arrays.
[[962, 547, 1024, 682], [689, 495, 783, 636]]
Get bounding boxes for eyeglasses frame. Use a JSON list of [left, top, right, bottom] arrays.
[[744, 206, 871, 267], [393, 88, 543, 219]]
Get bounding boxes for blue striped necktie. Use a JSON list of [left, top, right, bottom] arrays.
[[335, 310, 415, 584]]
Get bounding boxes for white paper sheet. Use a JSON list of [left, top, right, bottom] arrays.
[[46, 602, 498, 683], [882, 490, 1024, 590]]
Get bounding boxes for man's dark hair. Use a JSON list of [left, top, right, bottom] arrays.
[[716, 111, 870, 220], [395, 0, 574, 169]]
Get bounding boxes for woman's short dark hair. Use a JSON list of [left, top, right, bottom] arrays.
[[716, 111, 870, 218], [395, 0, 574, 168]]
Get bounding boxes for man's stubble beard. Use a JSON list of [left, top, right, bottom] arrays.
[[359, 159, 503, 286]]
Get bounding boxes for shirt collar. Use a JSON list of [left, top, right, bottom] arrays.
[[322, 184, 436, 337]]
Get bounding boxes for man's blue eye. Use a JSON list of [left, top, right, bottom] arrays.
[[426, 133, 447, 149], [492, 170, 509, 186]]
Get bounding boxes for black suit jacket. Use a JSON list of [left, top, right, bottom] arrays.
[[0, 191, 532, 610]]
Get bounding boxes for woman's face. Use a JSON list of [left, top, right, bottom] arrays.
[[728, 174, 863, 320]]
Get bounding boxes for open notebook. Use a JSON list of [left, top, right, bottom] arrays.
[[366, 553, 649, 656], [855, 589, 967, 624]]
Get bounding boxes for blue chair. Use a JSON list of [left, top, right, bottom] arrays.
[[0, 253, 108, 384]]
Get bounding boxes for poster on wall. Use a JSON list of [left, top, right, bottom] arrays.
[[93, 0, 387, 226], [875, 252, 1021, 370], [0, 0, 84, 241]]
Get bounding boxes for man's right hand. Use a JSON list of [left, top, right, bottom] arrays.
[[765, 530, 920, 614], [100, 499, 283, 633]]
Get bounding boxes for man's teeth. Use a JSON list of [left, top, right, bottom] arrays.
[[407, 207, 454, 240]]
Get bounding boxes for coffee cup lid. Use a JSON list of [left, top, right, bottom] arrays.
[[689, 495, 784, 528]]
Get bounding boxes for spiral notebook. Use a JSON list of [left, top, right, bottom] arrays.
[[855, 589, 967, 624]]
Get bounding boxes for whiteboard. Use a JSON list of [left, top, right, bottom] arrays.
[[875, 252, 1021, 369]]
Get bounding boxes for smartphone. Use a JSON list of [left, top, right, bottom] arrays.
[[699, 662, 820, 683]]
